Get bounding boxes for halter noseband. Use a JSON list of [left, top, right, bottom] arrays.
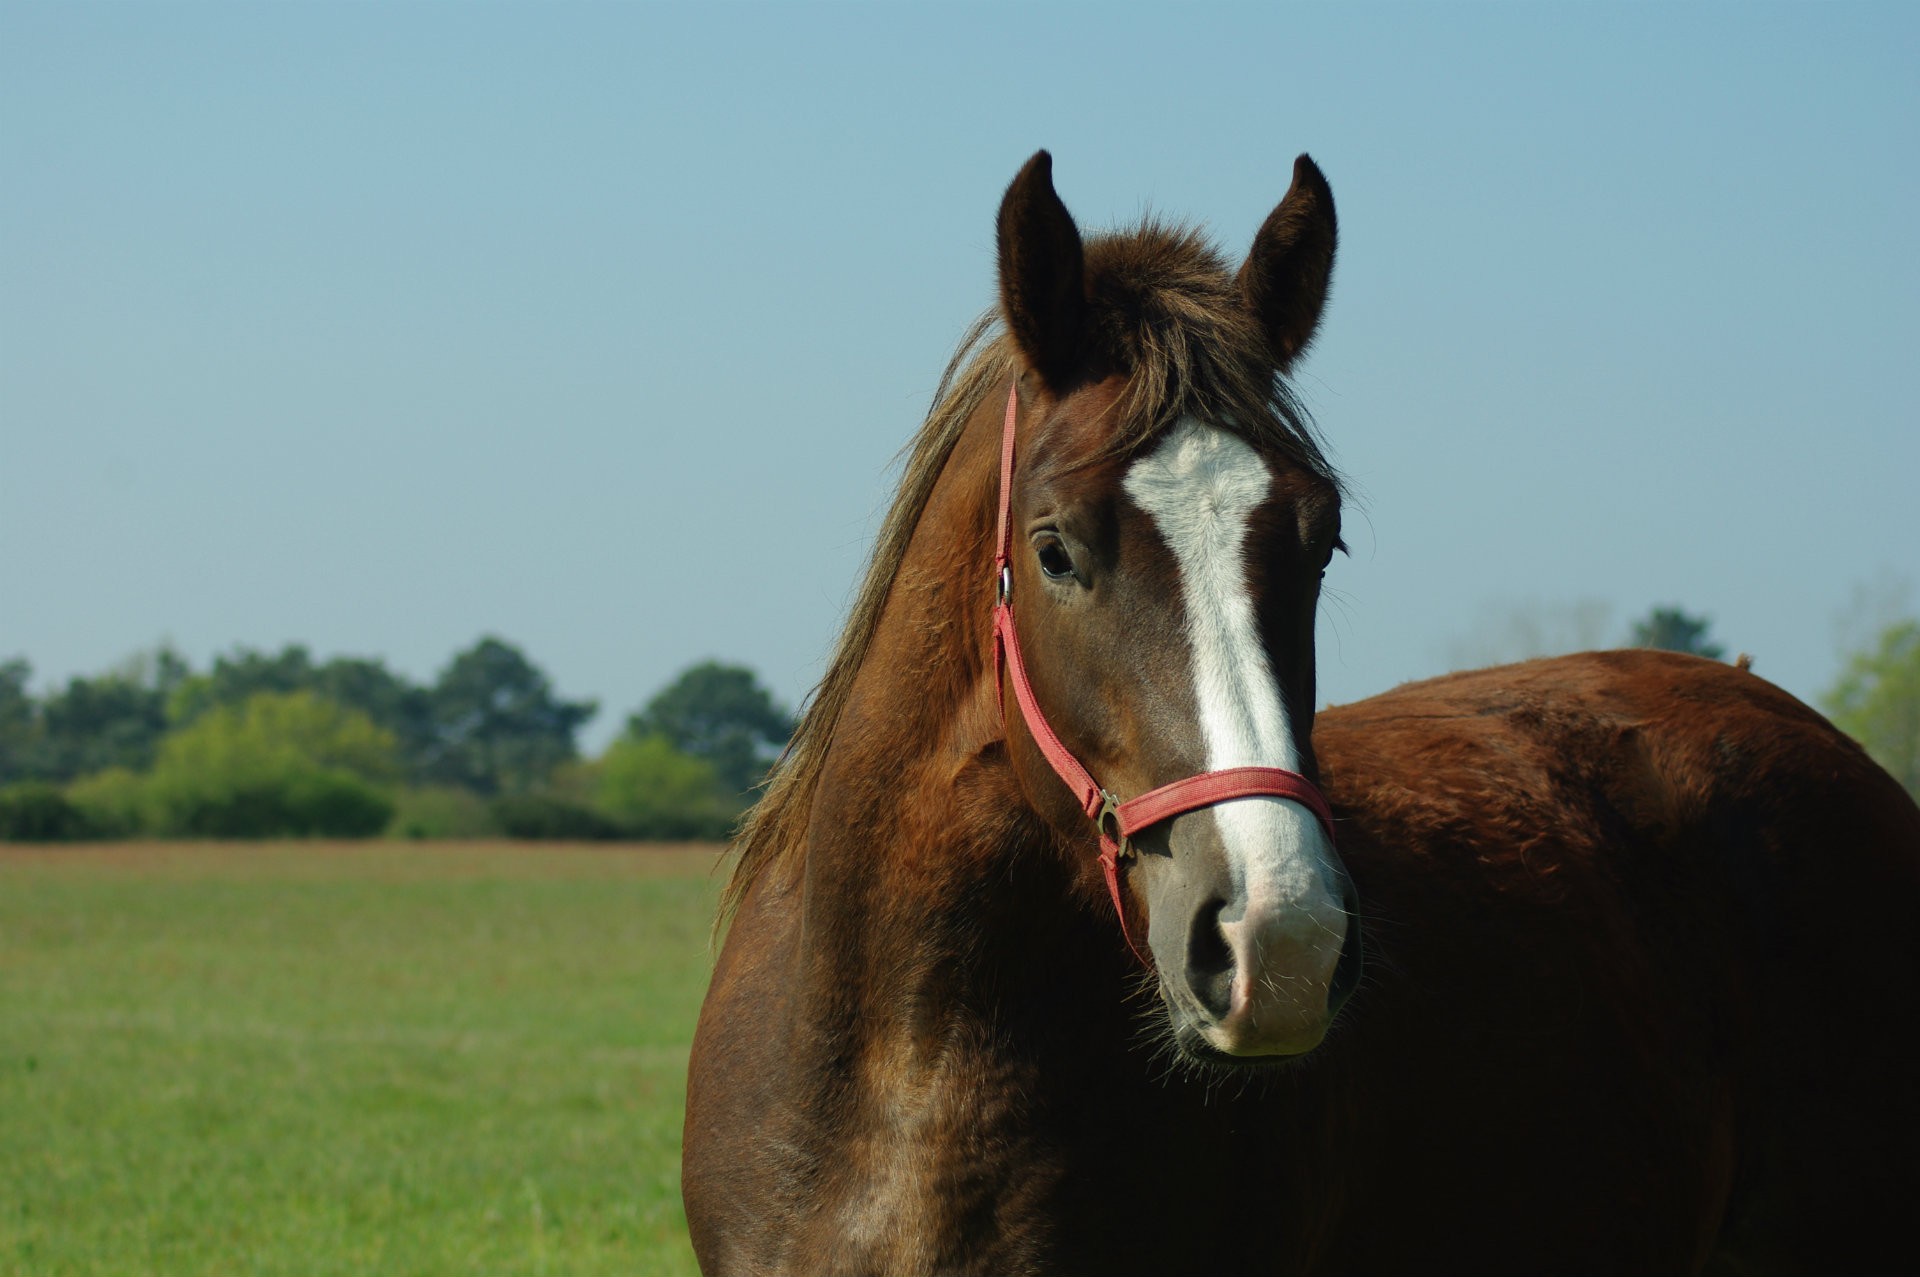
[[989, 385, 1338, 961]]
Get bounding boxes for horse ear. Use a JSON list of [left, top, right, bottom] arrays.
[[997, 150, 1088, 394], [1237, 154, 1338, 371]]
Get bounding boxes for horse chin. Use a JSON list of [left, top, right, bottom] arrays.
[[1167, 1019, 1320, 1073], [1162, 1000, 1333, 1072]]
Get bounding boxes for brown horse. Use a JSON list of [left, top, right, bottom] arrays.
[[683, 152, 1920, 1274]]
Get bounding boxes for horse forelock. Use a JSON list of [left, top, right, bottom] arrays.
[[1078, 220, 1338, 481], [720, 220, 1341, 929]]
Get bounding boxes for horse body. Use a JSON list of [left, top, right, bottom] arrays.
[[689, 650, 1920, 1274], [683, 153, 1920, 1274], [1312, 651, 1920, 1272]]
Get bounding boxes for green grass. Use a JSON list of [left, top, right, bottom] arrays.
[[0, 841, 723, 1276]]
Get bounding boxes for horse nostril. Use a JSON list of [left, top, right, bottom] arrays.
[[1186, 896, 1235, 1020]]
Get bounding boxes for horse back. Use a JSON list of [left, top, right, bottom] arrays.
[[1314, 649, 1920, 1273]]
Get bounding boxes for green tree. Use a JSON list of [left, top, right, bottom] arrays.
[[41, 675, 167, 778], [145, 691, 398, 837], [426, 637, 597, 795], [170, 645, 438, 780], [312, 656, 435, 777], [166, 644, 314, 724], [626, 661, 792, 795], [1825, 619, 1920, 801], [0, 659, 39, 786], [35, 648, 189, 780], [1629, 606, 1725, 660]]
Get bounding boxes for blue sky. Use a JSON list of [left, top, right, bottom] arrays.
[[4, 2, 1915, 747]]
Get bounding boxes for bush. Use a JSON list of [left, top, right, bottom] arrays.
[[488, 793, 621, 841], [387, 786, 500, 840], [593, 735, 738, 840], [149, 769, 393, 838], [0, 781, 92, 842], [145, 692, 399, 838], [157, 690, 398, 785], [65, 768, 151, 838]]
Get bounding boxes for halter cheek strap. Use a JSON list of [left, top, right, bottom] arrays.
[[989, 385, 1338, 963]]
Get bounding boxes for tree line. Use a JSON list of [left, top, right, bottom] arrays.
[[4, 601, 1915, 842], [0, 638, 792, 842]]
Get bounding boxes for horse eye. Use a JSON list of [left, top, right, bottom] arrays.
[[1037, 540, 1076, 581]]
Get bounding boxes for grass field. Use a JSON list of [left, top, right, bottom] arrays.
[[0, 841, 724, 1277]]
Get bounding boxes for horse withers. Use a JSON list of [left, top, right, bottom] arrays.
[[682, 152, 1920, 1274]]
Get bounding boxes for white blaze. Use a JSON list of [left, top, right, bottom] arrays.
[[1122, 418, 1341, 940]]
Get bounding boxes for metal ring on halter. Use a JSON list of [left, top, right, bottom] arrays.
[[1096, 790, 1132, 859], [998, 565, 1013, 604]]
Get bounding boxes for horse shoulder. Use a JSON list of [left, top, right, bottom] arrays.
[[684, 858, 811, 1274]]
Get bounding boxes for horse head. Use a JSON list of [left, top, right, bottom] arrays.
[[993, 150, 1359, 1063]]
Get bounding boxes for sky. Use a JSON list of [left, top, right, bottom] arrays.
[[3, 2, 1915, 750]]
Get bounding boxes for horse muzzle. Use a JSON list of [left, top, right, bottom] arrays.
[[1144, 808, 1362, 1060]]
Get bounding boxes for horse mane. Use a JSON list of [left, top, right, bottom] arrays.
[[720, 219, 1341, 926]]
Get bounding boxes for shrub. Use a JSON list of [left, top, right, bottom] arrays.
[[488, 793, 621, 841], [386, 786, 499, 840], [65, 768, 151, 838], [0, 781, 91, 842], [157, 690, 398, 784], [593, 735, 737, 840], [148, 769, 393, 838], [145, 691, 398, 838]]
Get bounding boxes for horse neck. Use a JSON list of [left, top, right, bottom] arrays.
[[793, 387, 1125, 1049], [705, 392, 1232, 1273]]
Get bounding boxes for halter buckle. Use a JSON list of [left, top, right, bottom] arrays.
[[1096, 790, 1133, 859], [996, 564, 1012, 605]]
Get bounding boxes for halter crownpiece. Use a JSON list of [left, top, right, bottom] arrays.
[[989, 385, 1338, 962]]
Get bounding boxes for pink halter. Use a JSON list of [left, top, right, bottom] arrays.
[[990, 386, 1338, 960]]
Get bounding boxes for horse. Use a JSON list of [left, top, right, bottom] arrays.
[[682, 151, 1920, 1274]]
